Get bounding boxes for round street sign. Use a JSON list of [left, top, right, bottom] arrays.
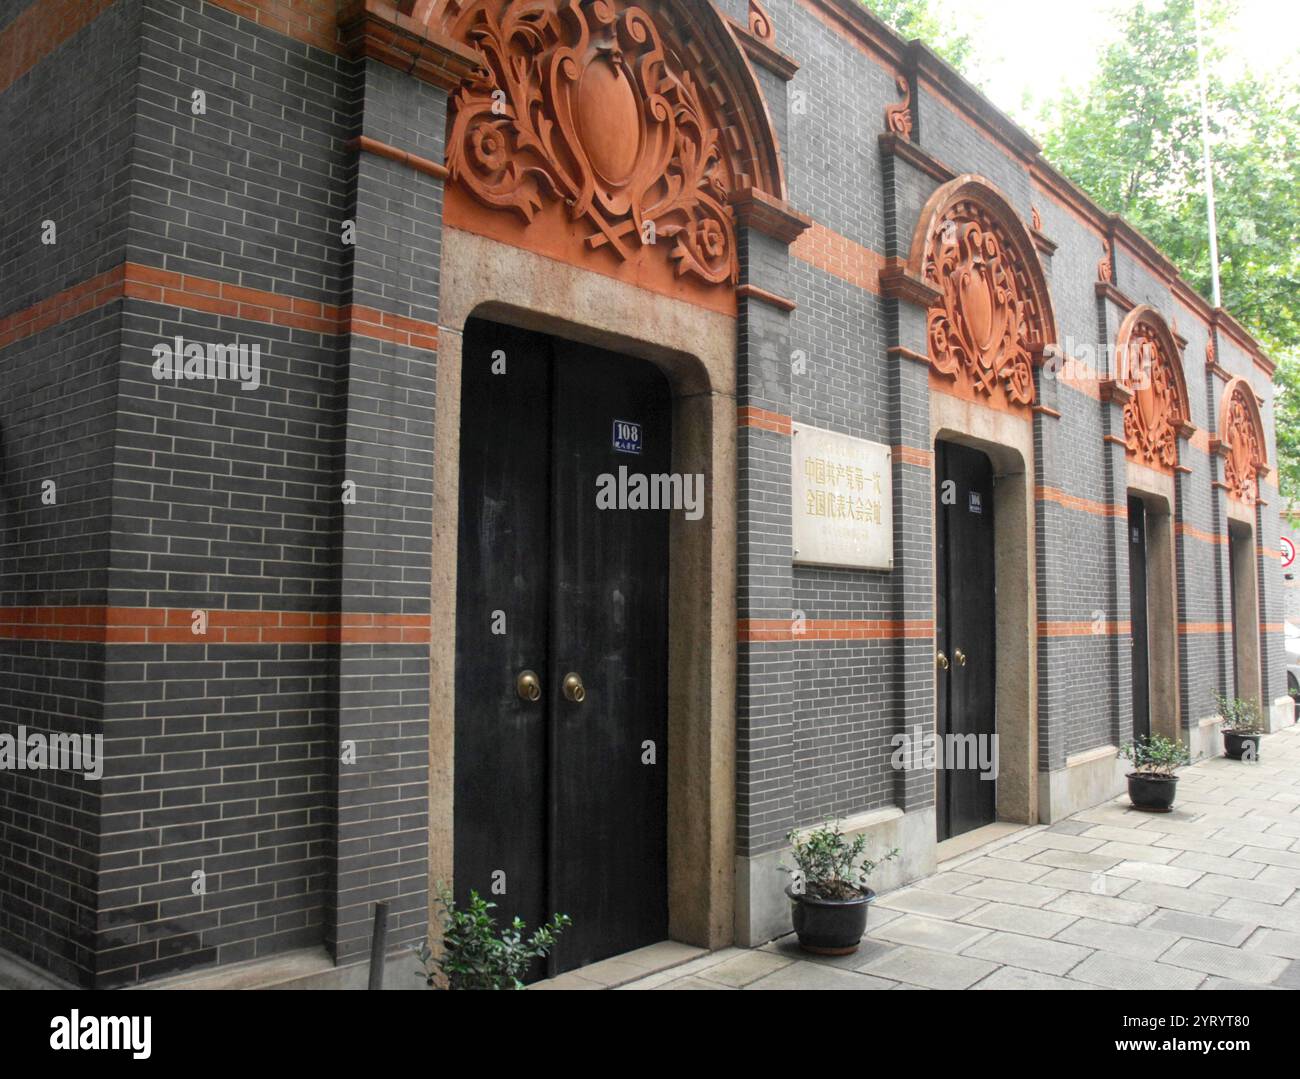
[[1283, 535, 1296, 568]]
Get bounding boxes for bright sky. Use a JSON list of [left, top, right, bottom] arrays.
[[937, 0, 1300, 131]]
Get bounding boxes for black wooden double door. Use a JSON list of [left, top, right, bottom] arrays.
[[454, 317, 670, 978], [934, 441, 997, 841], [1128, 496, 1151, 740]]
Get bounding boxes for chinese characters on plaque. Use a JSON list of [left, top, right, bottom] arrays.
[[791, 423, 893, 570]]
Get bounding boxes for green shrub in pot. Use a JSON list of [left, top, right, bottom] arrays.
[[779, 820, 898, 954], [1118, 734, 1191, 811], [1213, 691, 1264, 761]]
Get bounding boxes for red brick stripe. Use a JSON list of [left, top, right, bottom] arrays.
[[1038, 621, 1131, 637], [1035, 486, 1125, 518], [1179, 622, 1231, 635], [739, 618, 933, 642], [737, 406, 792, 435], [0, 607, 430, 645], [0, 0, 117, 94], [206, 0, 340, 55], [1177, 522, 1227, 546], [0, 263, 439, 352], [893, 445, 932, 468], [789, 222, 885, 295]]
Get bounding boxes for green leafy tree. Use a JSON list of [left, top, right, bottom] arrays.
[[862, 0, 973, 73], [1036, 0, 1300, 504]]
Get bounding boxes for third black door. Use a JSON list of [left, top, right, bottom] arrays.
[[454, 317, 670, 978], [935, 441, 997, 841]]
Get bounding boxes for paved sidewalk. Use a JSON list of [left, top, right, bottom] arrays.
[[621, 725, 1300, 990]]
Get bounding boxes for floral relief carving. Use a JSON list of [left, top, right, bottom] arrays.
[[1097, 241, 1113, 283], [1220, 379, 1267, 504], [923, 198, 1046, 407], [1115, 315, 1187, 469], [748, 0, 775, 43], [885, 75, 912, 138], [441, 0, 748, 285]]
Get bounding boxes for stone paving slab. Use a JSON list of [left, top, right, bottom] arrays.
[[871, 914, 990, 953], [858, 945, 998, 990], [956, 877, 1065, 908], [1244, 928, 1300, 959], [745, 963, 897, 990], [1054, 917, 1181, 960], [1158, 938, 1290, 985], [1142, 909, 1255, 947], [619, 725, 1300, 991], [961, 931, 1092, 976], [959, 901, 1080, 939], [1042, 890, 1156, 926]]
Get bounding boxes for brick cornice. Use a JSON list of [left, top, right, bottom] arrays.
[[337, 0, 484, 89], [877, 130, 954, 184], [736, 284, 797, 312], [725, 15, 800, 80], [878, 257, 941, 308], [347, 134, 448, 181], [731, 186, 812, 244]]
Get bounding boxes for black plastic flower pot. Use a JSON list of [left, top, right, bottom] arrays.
[[785, 885, 874, 955], [1126, 772, 1178, 812], [1222, 730, 1261, 761]]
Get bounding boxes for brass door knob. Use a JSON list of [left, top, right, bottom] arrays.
[[516, 670, 541, 702], [562, 672, 586, 703], [954, 649, 967, 667], [936, 651, 949, 670]]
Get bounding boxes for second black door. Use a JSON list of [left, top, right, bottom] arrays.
[[935, 441, 997, 841], [454, 317, 670, 977]]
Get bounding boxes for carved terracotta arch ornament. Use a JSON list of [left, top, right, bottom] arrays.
[[901, 175, 1056, 410], [432, 0, 786, 303], [1104, 306, 1193, 471], [1214, 378, 1269, 505]]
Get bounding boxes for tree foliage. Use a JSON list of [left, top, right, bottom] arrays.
[[1036, 0, 1300, 506], [863, 0, 973, 73]]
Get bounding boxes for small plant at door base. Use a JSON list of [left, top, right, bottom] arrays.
[[782, 820, 899, 899], [1212, 691, 1263, 734], [1118, 734, 1191, 777], [1213, 691, 1264, 761], [1119, 734, 1191, 812], [413, 888, 571, 990], [780, 820, 899, 956]]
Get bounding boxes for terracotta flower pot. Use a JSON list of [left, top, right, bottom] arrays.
[[785, 885, 874, 955], [1127, 771, 1178, 812]]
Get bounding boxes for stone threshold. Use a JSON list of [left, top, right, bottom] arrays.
[[936, 821, 1031, 867], [529, 940, 708, 990]]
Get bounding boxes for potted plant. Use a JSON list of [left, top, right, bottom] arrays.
[[413, 888, 571, 990], [780, 820, 898, 955], [1213, 691, 1264, 761], [1118, 734, 1191, 812]]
